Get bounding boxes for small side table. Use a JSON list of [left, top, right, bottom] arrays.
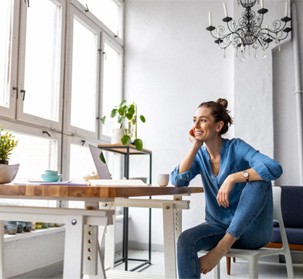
[[98, 144, 152, 271]]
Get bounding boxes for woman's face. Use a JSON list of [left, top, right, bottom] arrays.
[[192, 106, 222, 142]]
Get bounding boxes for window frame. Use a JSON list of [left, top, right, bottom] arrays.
[[16, 0, 66, 130], [63, 4, 102, 139], [0, 0, 20, 119], [99, 33, 124, 142]]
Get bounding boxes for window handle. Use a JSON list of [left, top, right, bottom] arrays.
[[42, 131, 51, 137], [12, 87, 18, 98], [20, 89, 26, 101]]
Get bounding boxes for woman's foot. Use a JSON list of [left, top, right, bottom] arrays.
[[199, 233, 237, 274], [199, 245, 226, 274]]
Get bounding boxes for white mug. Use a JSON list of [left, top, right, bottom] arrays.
[[157, 174, 170, 187]]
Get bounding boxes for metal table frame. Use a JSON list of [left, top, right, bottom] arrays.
[[98, 144, 152, 271]]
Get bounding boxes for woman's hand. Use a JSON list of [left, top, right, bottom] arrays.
[[189, 129, 203, 147], [217, 175, 236, 208]]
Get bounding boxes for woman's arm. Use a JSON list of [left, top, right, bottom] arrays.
[[170, 130, 203, 186]]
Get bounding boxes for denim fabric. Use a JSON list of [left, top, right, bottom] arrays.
[[170, 138, 282, 279], [170, 138, 282, 228], [177, 181, 273, 279]]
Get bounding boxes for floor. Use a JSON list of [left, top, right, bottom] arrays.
[[53, 249, 303, 279], [108, 249, 303, 279]]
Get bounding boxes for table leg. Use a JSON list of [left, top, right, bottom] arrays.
[[0, 220, 4, 279], [63, 215, 84, 279], [104, 223, 115, 270], [83, 225, 98, 275], [162, 202, 177, 279]]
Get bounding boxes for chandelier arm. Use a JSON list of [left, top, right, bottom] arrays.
[[218, 40, 233, 50], [257, 37, 269, 49], [276, 32, 291, 42], [208, 29, 219, 39], [226, 19, 236, 33]]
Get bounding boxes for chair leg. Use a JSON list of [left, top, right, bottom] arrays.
[[226, 257, 231, 275], [284, 250, 294, 278], [248, 257, 258, 279], [214, 260, 220, 279]]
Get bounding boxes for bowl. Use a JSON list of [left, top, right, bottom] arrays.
[[0, 164, 19, 184], [41, 173, 61, 182]]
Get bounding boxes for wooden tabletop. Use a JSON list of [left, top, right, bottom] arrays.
[[0, 183, 203, 201]]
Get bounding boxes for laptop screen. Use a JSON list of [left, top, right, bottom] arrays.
[[89, 145, 112, 179]]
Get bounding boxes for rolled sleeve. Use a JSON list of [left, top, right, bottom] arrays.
[[252, 160, 283, 181], [170, 164, 199, 187]]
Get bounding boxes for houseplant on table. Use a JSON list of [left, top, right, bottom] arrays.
[[0, 126, 19, 183], [101, 100, 146, 150]]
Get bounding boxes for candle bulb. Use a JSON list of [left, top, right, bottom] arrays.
[[260, 0, 264, 9], [208, 11, 212, 26], [285, 1, 288, 17], [223, 3, 228, 17]]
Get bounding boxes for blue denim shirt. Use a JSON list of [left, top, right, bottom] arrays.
[[170, 138, 283, 227]]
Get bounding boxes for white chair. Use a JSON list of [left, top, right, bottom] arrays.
[[200, 186, 294, 279]]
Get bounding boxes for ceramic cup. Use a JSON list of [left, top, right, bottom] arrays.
[[41, 170, 61, 182], [157, 174, 170, 187]]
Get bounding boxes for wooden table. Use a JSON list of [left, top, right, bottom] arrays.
[[0, 183, 203, 279]]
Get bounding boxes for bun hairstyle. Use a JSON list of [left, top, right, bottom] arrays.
[[198, 98, 233, 135]]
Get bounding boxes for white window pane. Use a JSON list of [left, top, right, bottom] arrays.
[[70, 17, 98, 132], [102, 42, 122, 137], [0, 0, 13, 108], [10, 132, 59, 182], [78, 0, 120, 36], [69, 144, 96, 182], [2, 131, 58, 207], [23, 0, 62, 122]]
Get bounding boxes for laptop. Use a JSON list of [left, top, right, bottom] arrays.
[[89, 144, 147, 186], [89, 145, 112, 179]]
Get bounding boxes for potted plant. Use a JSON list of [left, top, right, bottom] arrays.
[[0, 126, 18, 165], [0, 126, 19, 183], [101, 100, 146, 150]]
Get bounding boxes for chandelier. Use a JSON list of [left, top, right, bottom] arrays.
[[206, 0, 292, 57]]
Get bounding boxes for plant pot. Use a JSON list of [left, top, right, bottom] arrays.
[[111, 128, 124, 144], [0, 163, 19, 183], [0, 160, 8, 165]]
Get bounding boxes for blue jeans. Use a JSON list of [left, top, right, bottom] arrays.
[[177, 181, 273, 279]]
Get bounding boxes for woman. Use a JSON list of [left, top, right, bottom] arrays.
[[170, 98, 282, 279]]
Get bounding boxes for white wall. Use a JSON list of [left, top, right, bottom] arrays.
[[124, 0, 233, 247], [273, 1, 303, 186], [124, 0, 303, 249]]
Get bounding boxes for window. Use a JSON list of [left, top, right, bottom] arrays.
[[0, 0, 124, 208], [0, 0, 16, 118], [69, 15, 99, 133], [17, 0, 64, 127], [101, 38, 123, 137], [77, 0, 123, 38]]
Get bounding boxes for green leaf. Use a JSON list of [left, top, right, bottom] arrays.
[[134, 138, 143, 150], [100, 116, 106, 125], [99, 152, 106, 164], [139, 115, 146, 123], [121, 135, 131, 145], [119, 100, 127, 107], [110, 109, 117, 118]]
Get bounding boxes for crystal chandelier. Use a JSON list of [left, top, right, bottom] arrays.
[[206, 0, 292, 57]]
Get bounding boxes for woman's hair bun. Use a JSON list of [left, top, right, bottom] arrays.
[[216, 98, 228, 110]]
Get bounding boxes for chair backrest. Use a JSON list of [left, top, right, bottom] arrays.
[[272, 186, 290, 249], [280, 185, 303, 228]]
